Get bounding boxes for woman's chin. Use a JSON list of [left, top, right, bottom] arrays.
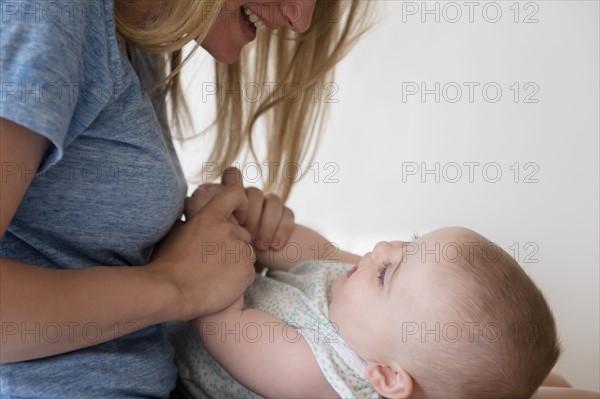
[[201, 43, 242, 65], [213, 52, 242, 65]]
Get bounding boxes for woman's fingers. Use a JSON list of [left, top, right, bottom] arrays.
[[254, 201, 296, 251], [243, 187, 265, 241], [221, 167, 247, 225], [254, 193, 284, 251], [196, 166, 297, 252], [185, 183, 222, 219], [272, 206, 295, 250], [221, 166, 243, 186], [200, 185, 249, 233]]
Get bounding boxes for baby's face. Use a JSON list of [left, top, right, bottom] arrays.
[[329, 227, 468, 362]]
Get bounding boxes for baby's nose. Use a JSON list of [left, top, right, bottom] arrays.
[[390, 240, 411, 247], [371, 241, 396, 260]]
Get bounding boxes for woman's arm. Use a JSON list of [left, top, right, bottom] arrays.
[[1, 119, 255, 363], [0, 256, 180, 363], [0, 119, 49, 236]]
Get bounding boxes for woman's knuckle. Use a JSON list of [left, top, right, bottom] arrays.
[[246, 187, 262, 198], [261, 218, 278, 233], [264, 193, 282, 205]]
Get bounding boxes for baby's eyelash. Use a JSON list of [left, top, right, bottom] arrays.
[[377, 260, 392, 287]]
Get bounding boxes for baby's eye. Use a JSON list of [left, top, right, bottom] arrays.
[[377, 260, 392, 287]]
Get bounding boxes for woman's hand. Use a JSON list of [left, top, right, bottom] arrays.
[[150, 186, 256, 321], [186, 167, 295, 252]]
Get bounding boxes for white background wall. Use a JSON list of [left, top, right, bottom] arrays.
[[178, 0, 599, 391]]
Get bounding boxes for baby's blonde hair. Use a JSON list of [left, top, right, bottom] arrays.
[[404, 229, 560, 399], [115, 0, 375, 201]]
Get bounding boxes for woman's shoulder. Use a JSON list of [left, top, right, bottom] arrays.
[[1, 0, 125, 88], [0, 0, 127, 115], [1, 0, 137, 173]]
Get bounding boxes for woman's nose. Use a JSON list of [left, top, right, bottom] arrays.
[[282, 0, 316, 33]]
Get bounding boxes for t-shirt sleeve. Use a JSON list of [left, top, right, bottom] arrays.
[[0, 0, 109, 172]]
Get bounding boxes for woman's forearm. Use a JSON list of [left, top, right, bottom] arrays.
[[1, 186, 258, 364], [0, 257, 178, 363]]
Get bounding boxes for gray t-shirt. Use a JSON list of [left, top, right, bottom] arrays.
[[0, 0, 187, 397]]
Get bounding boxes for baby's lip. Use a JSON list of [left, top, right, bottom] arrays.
[[346, 265, 358, 278]]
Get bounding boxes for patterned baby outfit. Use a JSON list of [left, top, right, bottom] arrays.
[[165, 261, 379, 398]]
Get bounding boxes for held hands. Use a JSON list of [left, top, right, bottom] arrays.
[[150, 185, 256, 321], [151, 168, 296, 321], [185, 167, 296, 252]]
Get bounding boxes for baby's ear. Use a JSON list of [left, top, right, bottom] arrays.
[[364, 363, 413, 399]]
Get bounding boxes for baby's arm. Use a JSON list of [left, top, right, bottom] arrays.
[[193, 300, 339, 398], [256, 224, 361, 271]]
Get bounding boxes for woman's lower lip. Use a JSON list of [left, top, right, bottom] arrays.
[[239, 7, 257, 42], [346, 265, 358, 278]]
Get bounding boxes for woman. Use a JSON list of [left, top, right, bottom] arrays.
[[0, 0, 370, 396]]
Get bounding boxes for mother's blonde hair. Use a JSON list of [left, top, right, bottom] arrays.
[[115, 0, 374, 200]]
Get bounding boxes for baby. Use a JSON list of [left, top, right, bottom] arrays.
[[166, 223, 560, 399]]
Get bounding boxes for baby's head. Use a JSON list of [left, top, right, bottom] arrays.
[[329, 226, 560, 399]]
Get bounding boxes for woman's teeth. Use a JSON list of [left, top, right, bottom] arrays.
[[242, 5, 266, 32]]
